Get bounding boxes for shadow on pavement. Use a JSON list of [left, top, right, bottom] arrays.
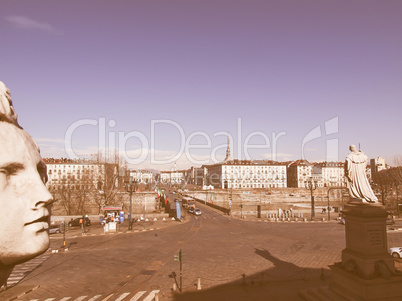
[[173, 248, 330, 301]]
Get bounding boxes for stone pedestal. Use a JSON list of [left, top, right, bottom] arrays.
[[329, 202, 402, 300], [340, 203, 394, 277], [300, 202, 402, 301]]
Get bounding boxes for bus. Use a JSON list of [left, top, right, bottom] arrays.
[[182, 196, 196, 209]]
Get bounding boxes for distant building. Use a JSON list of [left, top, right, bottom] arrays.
[[287, 160, 312, 188], [202, 139, 287, 189], [204, 160, 287, 189], [129, 169, 155, 184], [312, 162, 345, 187], [44, 158, 118, 191], [190, 166, 207, 186], [159, 170, 191, 185], [370, 157, 387, 175]]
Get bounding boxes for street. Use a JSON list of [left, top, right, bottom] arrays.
[[4, 202, 402, 301]]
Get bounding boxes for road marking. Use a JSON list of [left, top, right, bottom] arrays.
[[115, 292, 130, 301], [28, 290, 160, 301], [8, 253, 52, 287], [129, 291, 146, 301], [100, 294, 114, 301], [143, 290, 160, 301]]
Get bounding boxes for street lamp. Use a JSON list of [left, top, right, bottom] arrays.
[[305, 177, 317, 220], [126, 177, 135, 230]]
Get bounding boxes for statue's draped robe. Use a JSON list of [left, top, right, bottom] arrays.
[[345, 151, 378, 202]]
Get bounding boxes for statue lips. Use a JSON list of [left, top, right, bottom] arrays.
[[25, 215, 49, 233]]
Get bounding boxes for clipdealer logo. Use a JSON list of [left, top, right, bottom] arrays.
[[64, 117, 339, 166]]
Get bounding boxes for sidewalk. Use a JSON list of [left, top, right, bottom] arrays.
[[51, 216, 186, 239], [0, 217, 186, 301]]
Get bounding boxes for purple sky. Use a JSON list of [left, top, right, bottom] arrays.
[[2, 0, 401, 170]]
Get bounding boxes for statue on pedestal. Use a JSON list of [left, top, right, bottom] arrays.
[[0, 82, 53, 290], [344, 145, 378, 203]]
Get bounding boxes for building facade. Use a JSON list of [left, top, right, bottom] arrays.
[[287, 160, 312, 188], [370, 157, 387, 175], [44, 158, 119, 192], [204, 160, 287, 189], [129, 169, 155, 184], [190, 166, 207, 186], [159, 170, 190, 185], [312, 162, 345, 187]]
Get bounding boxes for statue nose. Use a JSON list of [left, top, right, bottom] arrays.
[[29, 176, 53, 209]]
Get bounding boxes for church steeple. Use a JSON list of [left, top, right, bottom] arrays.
[[223, 133, 233, 163]]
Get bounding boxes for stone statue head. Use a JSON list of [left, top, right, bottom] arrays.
[[349, 144, 357, 152], [0, 82, 52, 269]]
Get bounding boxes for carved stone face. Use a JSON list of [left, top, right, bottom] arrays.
[[0, 122, 52, 266]]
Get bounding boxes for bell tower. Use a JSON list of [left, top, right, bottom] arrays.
[[223, 134, 233, 163]]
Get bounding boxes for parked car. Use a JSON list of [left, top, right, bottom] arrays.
[[389, 247, 402, 259], [68, 217, 91, 227], [188, 207, 195, 214], [194, 208, 202, 216], [386, 218, 395, 225], [49, 225, 60, 234]]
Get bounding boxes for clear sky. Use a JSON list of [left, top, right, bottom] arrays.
[[2, 0, 401, 170]]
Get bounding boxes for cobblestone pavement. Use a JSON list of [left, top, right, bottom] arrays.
[[1, 204, 402, 301]]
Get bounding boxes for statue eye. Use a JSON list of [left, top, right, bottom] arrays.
[[37, 161, 48, 184], [0, 163, 24, 176]]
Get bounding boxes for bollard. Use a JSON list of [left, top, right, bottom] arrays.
[[197, 277, 201, 290], [172, 282, 177, 292], [242, 273, 246, 285]]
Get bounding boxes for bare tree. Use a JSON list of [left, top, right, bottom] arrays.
[[372, 169, 393, 205], [93, 151, 126, 213], [372, 158, 402, 211]]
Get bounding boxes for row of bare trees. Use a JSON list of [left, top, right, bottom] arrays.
[[371, 158, 402, 213], [49, 153, 127, 215]]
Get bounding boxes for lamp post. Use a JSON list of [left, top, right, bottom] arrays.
[[305, 177, 317, 220], [229, 188, 233, 216], [126, 178, 135, 230]]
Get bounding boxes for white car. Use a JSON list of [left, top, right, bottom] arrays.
[[49, 225, 60, 234], [194, 208, 202, 216], [389, 247, 402, 259]]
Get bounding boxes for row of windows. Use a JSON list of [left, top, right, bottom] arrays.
[[48, 165, 102, 170], [229, 183, 286, 188], [49, 170, 96, 174], [223, 171, 286, 174], [225, 179, 286, 183], [48, 184, 94, 190]]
